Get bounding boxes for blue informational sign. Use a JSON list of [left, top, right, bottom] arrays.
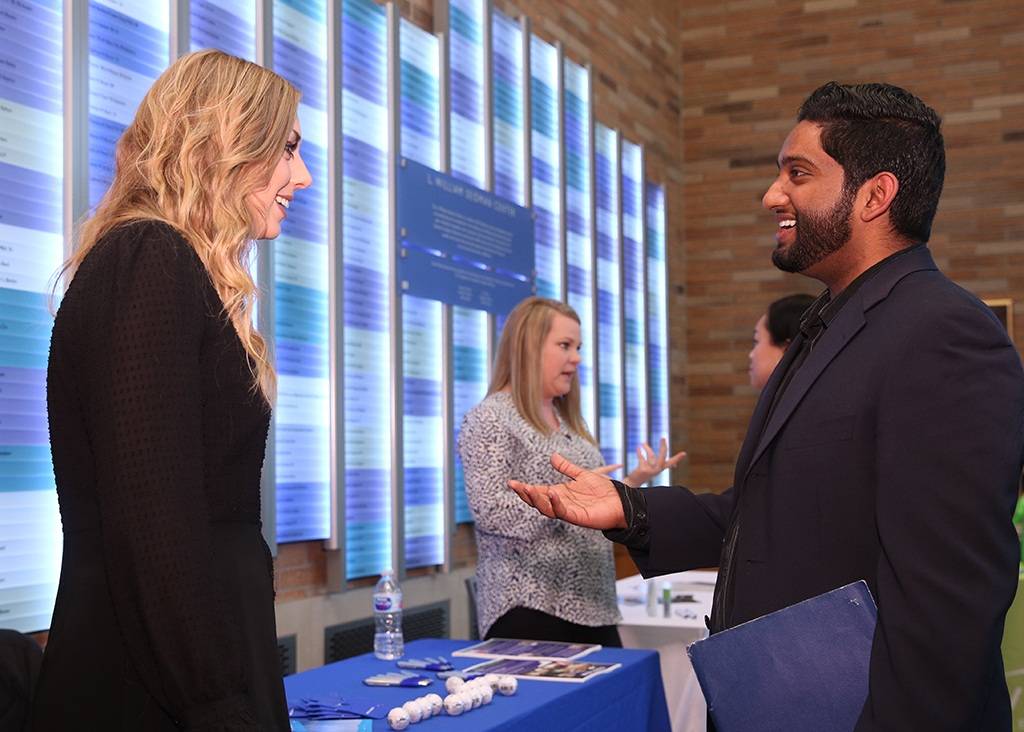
[[622, 140, 647, 474], [399, 19, 444, 569], [397, 159, 534, 315], [0, 0, 63, 633], [190, 0, 256, 59], [646, 182, 670, 485], [595, 124, 623, 477], [342, 0, 392, 578], [273, 0, 330, 543]]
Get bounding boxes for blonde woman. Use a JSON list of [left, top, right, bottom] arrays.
[[34, 50, 311, 731], [459, 297, 683, 644]]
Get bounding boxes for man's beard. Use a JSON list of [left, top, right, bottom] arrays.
[[772, 187, 855, 273]]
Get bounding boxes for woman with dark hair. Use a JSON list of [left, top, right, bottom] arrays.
[[35, 50, 311, 730], [748, 293, 815, 390]]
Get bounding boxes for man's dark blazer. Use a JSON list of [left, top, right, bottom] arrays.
[[630, 245, 1024, 730]]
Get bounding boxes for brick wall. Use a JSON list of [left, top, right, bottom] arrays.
[[678, 0, 1024, 492]]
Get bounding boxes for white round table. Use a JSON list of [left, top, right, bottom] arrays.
[[616, 570, 717, 732]]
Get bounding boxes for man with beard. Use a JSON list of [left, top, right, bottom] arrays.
[[508, 81, 1024, 729]]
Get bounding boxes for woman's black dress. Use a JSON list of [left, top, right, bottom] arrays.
[[33, 221, 289, 730]]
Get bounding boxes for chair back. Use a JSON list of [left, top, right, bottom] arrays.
[[0, 630, 43, 732], [465, 576, 480, 640]]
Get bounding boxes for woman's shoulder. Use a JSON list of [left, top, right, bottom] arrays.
[[92, 219, 195, 262], [104, 218, 185, 242], [464, 391, 516, 422], [462, 392, 522, 436], [65, 220, 212, 320], [81, 219, 205, 286]]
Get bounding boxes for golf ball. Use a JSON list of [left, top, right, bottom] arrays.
[[497, 675, 518, 696], [423, 693, 443, 716], [443, 693, 465, 716], [387, 707, 411, 730]]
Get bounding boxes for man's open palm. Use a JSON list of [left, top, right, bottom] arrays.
[[508, 452, 627, 530]]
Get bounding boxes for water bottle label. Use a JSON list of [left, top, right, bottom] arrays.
[[373, 592, 402, 612]]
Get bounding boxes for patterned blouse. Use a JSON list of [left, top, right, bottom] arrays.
[[458, 391, 620, 638]]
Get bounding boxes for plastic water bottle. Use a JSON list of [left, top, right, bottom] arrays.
[[373, 568, 404, 660], [646, 579, 658, 617]]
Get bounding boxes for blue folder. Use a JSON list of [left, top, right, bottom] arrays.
[[687, 580, 877, 732]]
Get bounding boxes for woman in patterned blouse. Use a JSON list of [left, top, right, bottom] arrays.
[[459, 297, 684, 644]]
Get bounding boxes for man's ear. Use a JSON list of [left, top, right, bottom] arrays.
[[859, 171, 899, 224]]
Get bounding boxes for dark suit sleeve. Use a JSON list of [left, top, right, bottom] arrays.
[[856, 301, 1024, 730], [84, 224, 259, 729], [628, 485, 736, 577]]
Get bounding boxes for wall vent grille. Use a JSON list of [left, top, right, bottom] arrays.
[[278, 633, 297, 677]]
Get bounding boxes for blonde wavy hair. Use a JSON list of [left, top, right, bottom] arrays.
[[58, 49, 300, 403], [488, 297, 595, 443]]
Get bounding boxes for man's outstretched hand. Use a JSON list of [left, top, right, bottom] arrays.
[[508, 452, 627, 530]]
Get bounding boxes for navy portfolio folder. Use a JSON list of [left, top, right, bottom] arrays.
[[687, 580, 877, 732]]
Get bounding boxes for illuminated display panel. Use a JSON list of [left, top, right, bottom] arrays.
[[562, 60, 594, 431], [400, 19, 440, 169], [189, 0, 258, 304], [621, 140, 647, 474], [272, 0, 330, 542], [594, 124, 622, 477], [190, 0, 256, 59], [449, 0, 491, 526], [399, 19, 443, 567], [0, 0, 63, 633], [88, 0, 169, 208], [529, 36, 560, 300], [188, 0, 258, 314], [448, 0, 485, 188], [400, 294, 443, 567], [341, 0, 391, 577], [452, 308, 488, 523], [491, 9, 524, 207], [449, 291, 487, 527], [645, 183, 670, 485]]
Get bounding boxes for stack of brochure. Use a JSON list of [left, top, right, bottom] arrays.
[[452, 638, 621, 682]]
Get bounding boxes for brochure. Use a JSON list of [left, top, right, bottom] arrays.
[[452, 638, 601, 661], [460, 656, 621, 683]]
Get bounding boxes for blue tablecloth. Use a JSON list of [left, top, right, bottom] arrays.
[[285, 638, 671, 731]]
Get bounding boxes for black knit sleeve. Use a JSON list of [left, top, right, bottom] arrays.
[[82, 222, 259, 729], [601, 480, 651, 551]]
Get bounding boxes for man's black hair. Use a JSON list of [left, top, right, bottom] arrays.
[[766, 293, 816, 346], [798, 82, 945, 244]]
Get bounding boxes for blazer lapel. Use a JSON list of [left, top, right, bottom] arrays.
[[732, 333, 805, 482], [739, 244, 940, 481], [744, 304, 866, 479]]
